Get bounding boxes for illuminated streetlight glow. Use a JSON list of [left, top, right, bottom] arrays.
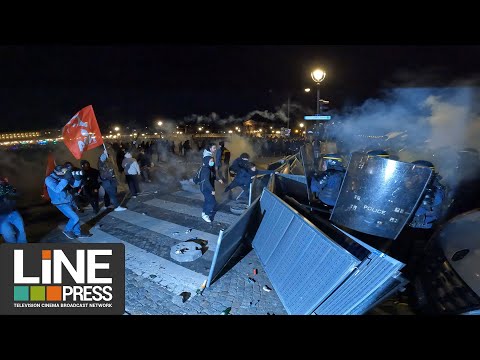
[[304, 88, 311, 93], [206, 130, 210, 134], [311, 68, 327, 114], [114, 126, 120, 131], [299, 123, 304, 128], [157, 121, 163, 126], [311, 69, 326, 83], [228, 130, 233, 134]]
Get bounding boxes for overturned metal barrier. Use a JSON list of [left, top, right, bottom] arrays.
[[206, 197, 262, 287], [252, 189, 407, 315]]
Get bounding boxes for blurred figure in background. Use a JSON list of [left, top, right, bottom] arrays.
[[122, 151, 141, 198], [215, 141, 231, 183], [136, 147, 152, 183], [98, 151, 127, 212], [0, 177, 27, 243]]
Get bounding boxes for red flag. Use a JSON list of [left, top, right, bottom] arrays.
[[62, 105, 104, 159], [42, 153, 56, 200]]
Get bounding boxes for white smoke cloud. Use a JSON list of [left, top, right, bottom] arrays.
[[328, 86, 480, 193], [181, 101, 310, 128]]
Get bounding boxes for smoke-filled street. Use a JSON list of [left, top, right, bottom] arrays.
[[2, 45, 480, 318]]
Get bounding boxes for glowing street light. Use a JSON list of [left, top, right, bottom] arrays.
[[311, 69, 326, 83], [299, 123, 304, 128], [228, 130, 233, 134], [310, 68, 326, 114], [114, 126, 120, 131], [304, 88, 311, 93], [157, 121, 163, 126]]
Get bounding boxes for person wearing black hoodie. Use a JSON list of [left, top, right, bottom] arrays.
[[80, 160, 101, 213], [199, 143, 220, 223]]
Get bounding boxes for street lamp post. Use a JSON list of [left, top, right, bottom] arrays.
[[287, 97, 290, 130], [311, 69, 326, 115]]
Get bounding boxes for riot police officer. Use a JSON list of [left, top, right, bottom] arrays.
[[389, 160, 446, 281], [409, 160, 446, 229], [310, 153, 346, 207]]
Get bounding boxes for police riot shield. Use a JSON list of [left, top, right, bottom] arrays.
[[330, 152, 432, 239]]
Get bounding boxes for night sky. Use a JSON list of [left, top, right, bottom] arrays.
[[1, 45, 480, 131]]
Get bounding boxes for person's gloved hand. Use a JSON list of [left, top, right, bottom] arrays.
[[63, 170, 73, 181]]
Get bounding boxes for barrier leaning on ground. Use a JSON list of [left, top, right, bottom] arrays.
[[252, 189, 408, 315]]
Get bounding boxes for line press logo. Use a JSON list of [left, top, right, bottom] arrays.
[[0, 243, 125, 315]]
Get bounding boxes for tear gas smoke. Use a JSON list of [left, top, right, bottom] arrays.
[[328, 86, 480, 192]]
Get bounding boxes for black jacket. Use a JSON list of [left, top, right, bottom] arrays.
[[199, 155, 216, 192], [82, 168, 101, 190]]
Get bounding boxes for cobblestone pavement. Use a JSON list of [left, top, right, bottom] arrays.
[[38, 159, 288, 315]]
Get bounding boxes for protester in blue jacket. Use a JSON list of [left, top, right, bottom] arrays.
[[45, 165, 91, 239]]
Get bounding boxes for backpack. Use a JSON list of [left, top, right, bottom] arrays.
[[193, 166, 203, 184]]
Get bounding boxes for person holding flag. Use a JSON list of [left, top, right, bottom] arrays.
[[47, 104, 107, 240]]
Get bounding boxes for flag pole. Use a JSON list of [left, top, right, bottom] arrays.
[[102, 139, 127, 192]]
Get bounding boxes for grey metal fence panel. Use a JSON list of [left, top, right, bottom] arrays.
[[314, 254, 403, 314], [277, 174, 307, 184], [253, 189, 361, 314], [313, 225, 407, 314], [347, 275, 408, 315], [206, 197, 261, 287]]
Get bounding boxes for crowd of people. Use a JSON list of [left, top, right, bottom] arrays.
[[1, 133, 479, 243]]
